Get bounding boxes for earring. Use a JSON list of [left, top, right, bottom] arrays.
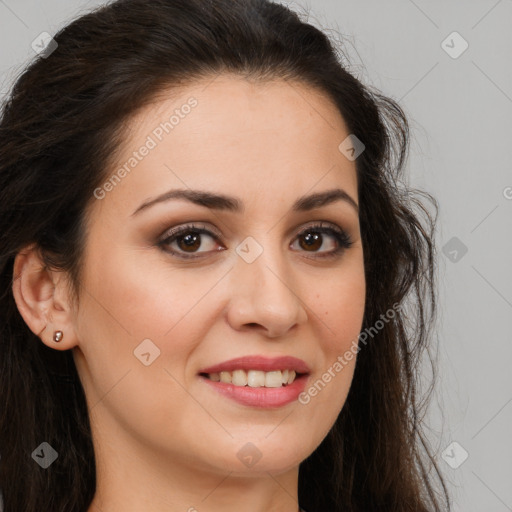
[[53, 330, 63, 343]]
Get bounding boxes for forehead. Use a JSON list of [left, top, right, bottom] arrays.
[[94, 74, 358, 219], [141, 74, 351, 146]]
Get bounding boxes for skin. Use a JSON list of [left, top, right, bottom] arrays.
[[13, 75, 366, 512]]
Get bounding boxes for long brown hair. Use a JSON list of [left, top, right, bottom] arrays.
[[0, 0, 450, 510]]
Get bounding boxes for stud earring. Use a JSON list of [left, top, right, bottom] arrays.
[[53, 330, 63, 343]]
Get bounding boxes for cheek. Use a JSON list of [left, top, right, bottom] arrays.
[[318, 262, 366, 350], [303, 261, 365, 409], [73, 251, 212, 438], [80, 245, 215, 341], [74, 247, 231, 400]]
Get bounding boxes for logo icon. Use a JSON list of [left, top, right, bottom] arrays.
[[134, 338, 161, 366], [338, 134, 365, 161], [31, 32, 58, 58], [236, 236, 264, 264], [31, 442, 59, 469], [441, 32, 469, 59], [236, 442, 263, 468], [442, 441, 469, 469], [442, 237, 468, 263]]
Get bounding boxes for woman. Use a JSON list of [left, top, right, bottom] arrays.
[[0, 0, 450, 510]]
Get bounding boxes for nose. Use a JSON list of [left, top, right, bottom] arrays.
[[225, 241, 308, 338]]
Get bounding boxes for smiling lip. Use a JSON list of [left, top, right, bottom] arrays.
[[198, 355, 310, 408], [198, 355, 311, 374], [200, 374, 309, 408]]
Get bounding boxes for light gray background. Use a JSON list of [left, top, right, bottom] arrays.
[[1, 1, 511, 511]]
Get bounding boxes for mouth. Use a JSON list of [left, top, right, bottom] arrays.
[[197, 355, 311, 407], [198, 370, 310, 408], [199, 369, 308, 388]]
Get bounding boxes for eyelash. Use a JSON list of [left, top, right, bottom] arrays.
[[157, 221, 354, 260]]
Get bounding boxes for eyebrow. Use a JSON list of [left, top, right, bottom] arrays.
[[131, 187, 359, 216]]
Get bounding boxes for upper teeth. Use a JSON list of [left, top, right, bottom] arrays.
[[207, 369, 297, 387]]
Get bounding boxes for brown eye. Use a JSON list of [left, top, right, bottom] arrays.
[[174, 232, 203, 252], [298, 232, 323, 252], [158, 224, 222, 259], [158, 221, 353, 260], [291, 223, 353, 259]]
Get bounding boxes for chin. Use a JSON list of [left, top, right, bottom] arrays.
[[216, 438, 311, 475]]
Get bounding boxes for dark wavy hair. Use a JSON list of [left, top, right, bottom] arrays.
[[0, 0, 450, 510]]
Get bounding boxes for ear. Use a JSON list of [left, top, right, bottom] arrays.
[[12, 244, 79, 350]]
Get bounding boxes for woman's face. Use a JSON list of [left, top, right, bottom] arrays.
[[72, 75, 366, 477]]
